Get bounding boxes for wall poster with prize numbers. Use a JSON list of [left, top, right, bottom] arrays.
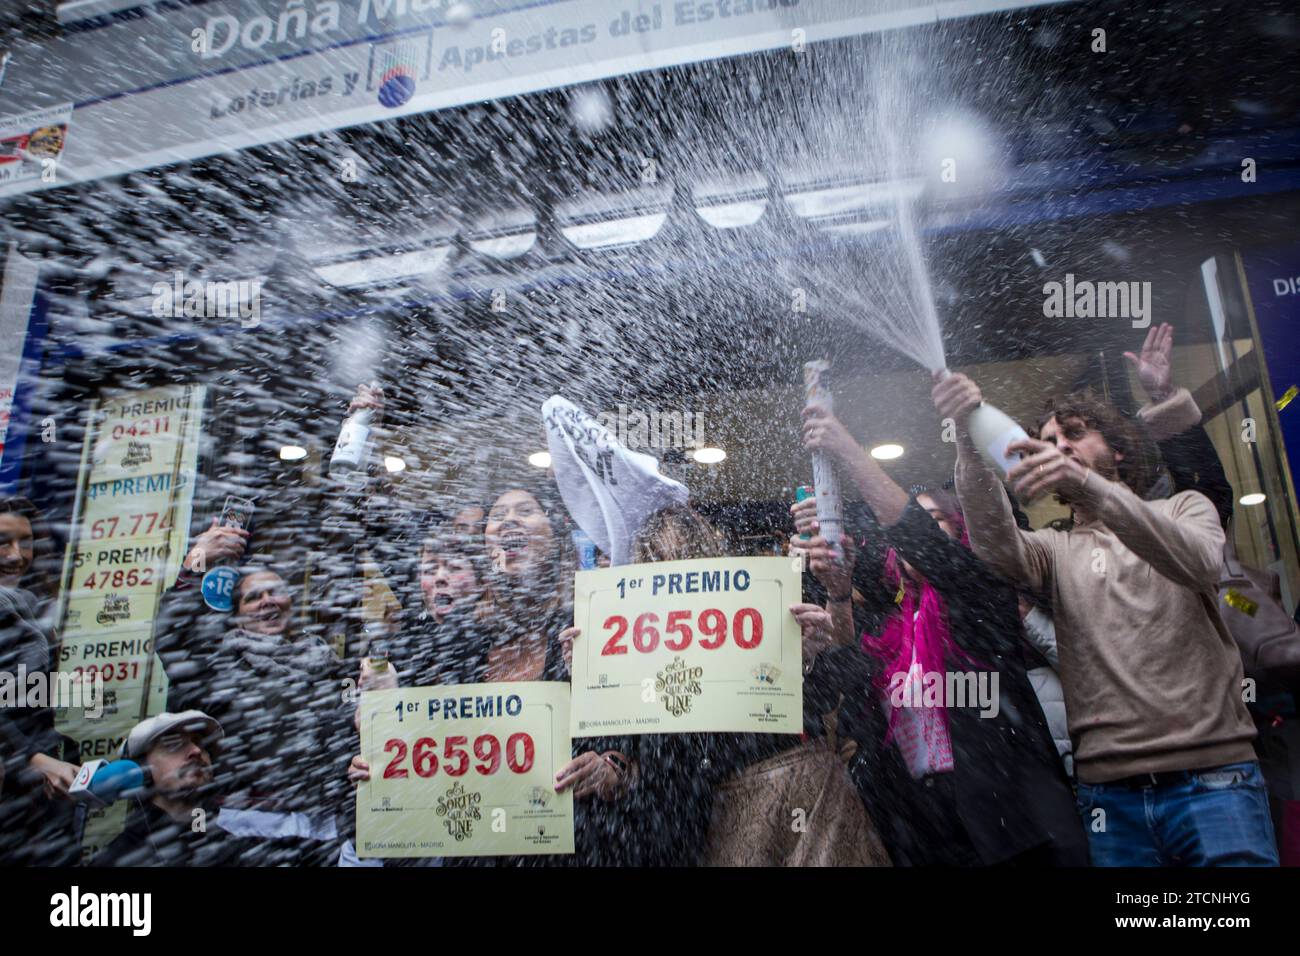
[[53, 384, 205, 859], [571, 556, 803, 736], [357, 682, 575, 858]]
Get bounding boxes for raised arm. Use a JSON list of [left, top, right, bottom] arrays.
[[1141, 387, 1234, 529], [153, 518, 249, 710], [1003, 435, 1224, 592], [1127, 323, 1233, 528], [800, 400, 983, 596], [801, 404, 909, 526], [1073, 472, 1223, 590], [932, 372, 1055, 592], [880, 496, 1017, 603]]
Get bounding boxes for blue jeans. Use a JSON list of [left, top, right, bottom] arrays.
[[1076, 761, 1278, 866]]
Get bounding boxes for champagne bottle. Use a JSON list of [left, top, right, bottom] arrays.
[[940, 369, 1028, 477], [330, 382, 378, 476]]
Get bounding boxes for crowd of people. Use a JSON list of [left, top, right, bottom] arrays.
[[2, 323, 1297, 867]]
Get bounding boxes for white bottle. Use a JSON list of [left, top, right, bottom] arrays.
[[940, 369, 1029, 477], [330, 400, 374, 476], [967, 403, 1030, 478], [802, 360, 845, 552]]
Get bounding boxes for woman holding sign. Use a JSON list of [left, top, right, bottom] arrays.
[[348, 477, 641, 866], [801, 403, 1088, 866], [561, 503, 892, 867]]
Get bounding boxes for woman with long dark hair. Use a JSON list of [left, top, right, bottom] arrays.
[[348, 476, 641, 865]]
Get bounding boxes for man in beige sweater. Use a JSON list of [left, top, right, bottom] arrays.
[[932, 371, 1276, 866]]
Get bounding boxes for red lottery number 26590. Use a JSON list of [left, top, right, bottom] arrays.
[[382, 733, 535, 780], [600, 607, 762, 656]]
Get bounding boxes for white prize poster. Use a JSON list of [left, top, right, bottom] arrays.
[[54, 384, 205, 858]]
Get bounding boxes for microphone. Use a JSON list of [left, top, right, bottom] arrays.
[[69, 759, 151, 805]]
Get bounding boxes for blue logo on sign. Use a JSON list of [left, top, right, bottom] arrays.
[[378, 69, 415, 108], [201, 567, 239, 612]]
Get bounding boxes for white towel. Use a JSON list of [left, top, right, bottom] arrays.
[[542, 396, 688, 566]]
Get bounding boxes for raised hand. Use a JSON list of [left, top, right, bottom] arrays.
[[1123, 322, 1174, 402], [801, 405, 862, 463], [930, 370, 983, 427], [183, 516, 250, 573], [347, 382, 385, 419]]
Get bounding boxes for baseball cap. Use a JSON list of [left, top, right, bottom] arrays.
[[120, 710, 223, 760]]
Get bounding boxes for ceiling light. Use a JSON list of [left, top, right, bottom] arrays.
[[693, 173, 769, 229], [560, 212, 668, 249], [313, 245, 453, 288], [557, 187, 673, 249], [467, 208, 538, 259], [784, 177, 923, 220], [821, 220, 892, 237]]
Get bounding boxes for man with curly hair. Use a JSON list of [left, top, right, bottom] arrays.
[[932, 367, 1276, 867]]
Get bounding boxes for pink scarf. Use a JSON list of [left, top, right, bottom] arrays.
[[860, 517, 982, 774]]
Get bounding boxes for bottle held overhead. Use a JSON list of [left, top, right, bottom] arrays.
[[330, 380, 379, 476], [939, 368, 1029, 477]]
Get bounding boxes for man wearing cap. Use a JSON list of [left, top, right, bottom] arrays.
[[95, 711, 256, 867]]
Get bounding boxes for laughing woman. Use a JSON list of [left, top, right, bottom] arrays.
[[347, 477, 645, 866]]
